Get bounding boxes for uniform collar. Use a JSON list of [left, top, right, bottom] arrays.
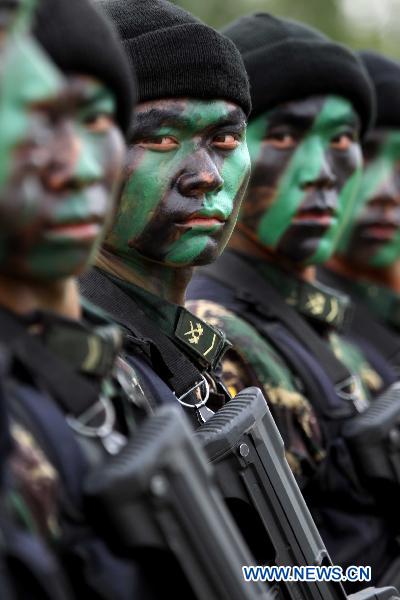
[[106, 274, 231, 370], [17, 300, 122, 379], [254, 259, 352, 331]]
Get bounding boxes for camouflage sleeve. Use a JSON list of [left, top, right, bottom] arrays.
[[8, 422, 61, 542], [187, 299, 326, 485]]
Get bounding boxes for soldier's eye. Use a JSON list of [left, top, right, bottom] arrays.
[[138, 136, 179, 151], [84, 113, 114, 133], [331, 132, 355, 151], [265, 132, 296, 149], [212, 134, 241, 150]]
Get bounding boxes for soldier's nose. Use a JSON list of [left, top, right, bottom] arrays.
[[302, 159, 336, 191], [42, 123, 81, 191], [177, 151, 223, 198], [177, 171, 224, 197]]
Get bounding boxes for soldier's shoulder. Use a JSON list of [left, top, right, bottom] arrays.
[[186, 298, 265, 346], [186, 298, 238, 324], [186, 299, 300, 392]]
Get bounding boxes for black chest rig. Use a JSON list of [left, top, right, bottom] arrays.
[[80, 268, 232, 427], [0, 306, 155, 599], [0, 305, 150, 459], [202, 252, 367, 439], [202, 254, 400, 521]]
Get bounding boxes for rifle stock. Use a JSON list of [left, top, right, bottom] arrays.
[[343, 382, 400, 506], [349, 588, 400, 600], [84, 404, 272, 600], [195, 387, 400, 600]]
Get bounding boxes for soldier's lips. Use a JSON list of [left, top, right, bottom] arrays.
[[180, 215, 225, 228], [291, 212, 335, 227], [43, 222, 102, 242], [360, 223, 398, 241]]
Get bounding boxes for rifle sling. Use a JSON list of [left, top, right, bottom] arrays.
[[80, 269, 204, 401]]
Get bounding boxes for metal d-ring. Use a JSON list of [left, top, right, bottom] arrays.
[[335, 375, 361, 402], [174, 375, 210, 409], [66, 395, 115, 439]]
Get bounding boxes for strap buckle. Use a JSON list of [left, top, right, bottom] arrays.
[[174, 375, 210, 410], [66, 396, 126, 454], [336, 375, 368, 413]]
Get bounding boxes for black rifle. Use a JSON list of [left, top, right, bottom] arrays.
[[84, 404, 272, 600], [377, 558, 400, 592], [354, 590, 399, 600], [194, 387, 399, 600], [343, 380, 400, 587], [343, 382, 400, 506]]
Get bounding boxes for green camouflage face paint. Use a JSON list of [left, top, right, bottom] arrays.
[[0, 0, 38, 188], [337, 128, 400, 268], [0, 0, 34, 53], [241, 95, 362, 265], [0, 20, 125, 280], [104, 98, 250, 270]]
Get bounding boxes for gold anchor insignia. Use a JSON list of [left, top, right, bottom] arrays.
[[305, 292, 326, 316], [184, 320, 204, 345]]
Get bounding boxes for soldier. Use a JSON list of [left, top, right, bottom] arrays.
[[0, 0, 158, 597], [320, 52, 400, 380], [186, 14, 398, 588], [0, 2, 47, 598], [80, 0, 252, 427], [0, 2, 275, 600]]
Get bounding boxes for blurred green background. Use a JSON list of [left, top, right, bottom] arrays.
[[172, 0, 400, 59]]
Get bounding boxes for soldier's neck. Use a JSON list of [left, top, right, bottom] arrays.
[[229, 226, 316, 283], [0, 275, 81, 319], [97, 248, 193, 305], [329, 255, 400, 293]]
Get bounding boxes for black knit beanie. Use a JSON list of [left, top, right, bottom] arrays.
[[96, 0, 251, 117], [223, 13, 374, 134], [359, 51, 400, 128], [33, 0, 136, 134]]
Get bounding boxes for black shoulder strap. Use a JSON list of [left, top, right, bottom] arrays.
[[0, 308, 99, 418], [80, 269, 204, 401], [351, 303, 400, 367], [203, 252, 352, 390], [319, 268, 400, 368]]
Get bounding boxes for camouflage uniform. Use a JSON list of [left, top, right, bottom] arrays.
[[187, 256, 383, 485], [9, 423, 61, 542], [188, 298, 324, 482]]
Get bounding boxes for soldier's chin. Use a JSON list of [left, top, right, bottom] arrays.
[[345, 235, 387, 267], [191, 238, 222, 267], [277, 238, 324, 265]]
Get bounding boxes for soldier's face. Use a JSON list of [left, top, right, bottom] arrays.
[[0, 28, 125, 281], [104, 98, 250, 267], [0, 0, 22, 48], [241, 95, 362, 265], [337, 128, 400, 268]]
